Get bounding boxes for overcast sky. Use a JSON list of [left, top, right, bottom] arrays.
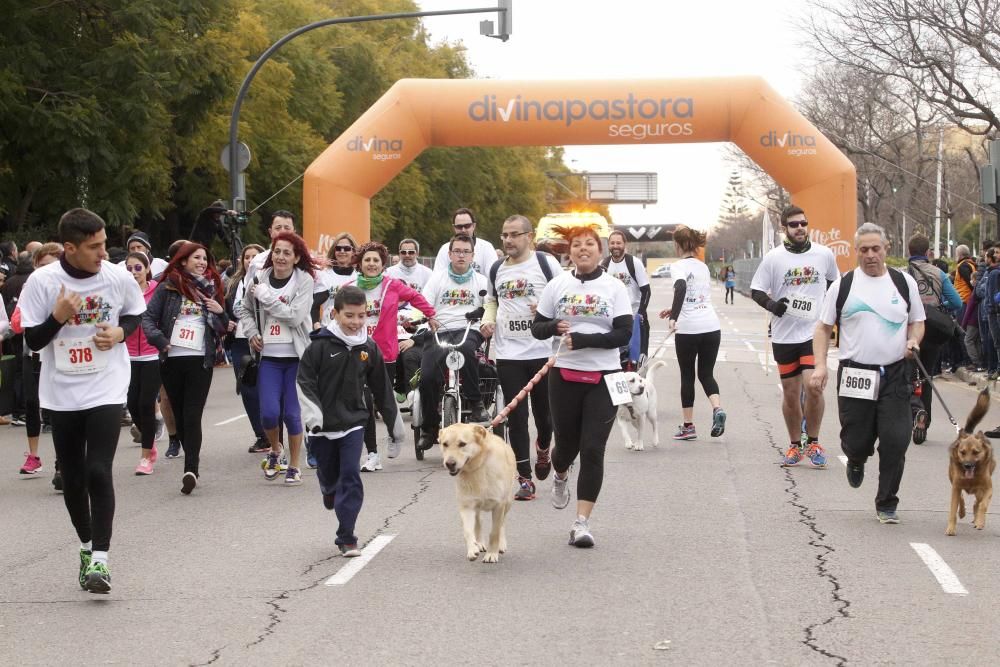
[[416, 0, 812, 229]]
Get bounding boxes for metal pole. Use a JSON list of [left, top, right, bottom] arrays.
[[934, 128, 943, 258], [228, 6, 508, 206]]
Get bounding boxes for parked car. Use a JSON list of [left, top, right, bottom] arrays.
[[651, 264, 672, 279]]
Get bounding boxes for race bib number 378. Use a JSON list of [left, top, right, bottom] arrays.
[[54, 337, 109, 375]]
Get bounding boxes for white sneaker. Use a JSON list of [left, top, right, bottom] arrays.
[[569, 517, 594, 548], [361, 451, 382, 472], [387, 438, 401, 459], [551, 473, 570, 509], [130, 424, 141, 444]]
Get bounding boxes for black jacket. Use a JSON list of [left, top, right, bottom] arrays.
[[141, 280, 229, 369], [296, 327, 400, 438]]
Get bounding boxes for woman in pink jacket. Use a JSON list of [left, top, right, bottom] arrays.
[[124, 252, 162, 476], [354, 241, 435, 470]]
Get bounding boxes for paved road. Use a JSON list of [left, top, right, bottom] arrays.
[[3, 280, 999, 665]]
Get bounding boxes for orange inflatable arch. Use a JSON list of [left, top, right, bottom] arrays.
[[303, 77, 857, 270]]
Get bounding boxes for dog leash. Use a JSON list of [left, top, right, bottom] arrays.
[[490, 337, 566, 429], [912, 353, 960, 433], [643, 328, 677, 371]]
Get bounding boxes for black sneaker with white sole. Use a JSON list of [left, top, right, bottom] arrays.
[[846, 461, 864, 488]]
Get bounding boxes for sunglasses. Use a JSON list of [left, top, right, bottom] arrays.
[[500, 231, 531, 240], [785, 221, 808, 229], [453, 223, 474, 231], [334, 245, 354, 252], [399, 250, 417, 255], [126, 264, 146, 273]]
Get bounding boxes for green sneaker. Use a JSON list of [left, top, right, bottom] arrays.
[[78, 549, 92, 589], [83, 561, 111, 594]]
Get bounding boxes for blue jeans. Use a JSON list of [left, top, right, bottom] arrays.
[[258, 357, 302, 436], [311, 429, 365, 546], [231, 338, 263, 438]]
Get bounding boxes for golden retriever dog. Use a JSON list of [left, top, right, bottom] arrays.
[[438, 423, 517, 563], [946, 387, 996, 536]]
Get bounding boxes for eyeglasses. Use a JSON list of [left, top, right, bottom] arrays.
[[399, 250, 417, 256], [785, 221, 808, 229], [334, 245, 354, 252], [453, 223, 474, 231], [450, 249, 473, 256], [500, 231, 530, 240], [126, 264, 146, 273]]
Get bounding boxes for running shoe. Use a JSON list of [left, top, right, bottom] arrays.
[[361, 451, 382, 472], [534, 440, 551, 481], [42, 423, 52, 434], [130, 424, 140, 443], [52, 467, 63, 492], [782, 445, 803, 467], [514, 476, 536, 501], [876, 509, 900, 524], [805, 443, 827, 468], [165, 438, 181, 459], [284, 467, 302, 485], [10, 415, 26, 427], [339, 543, 362, 558], [710, 407, 727, 437], [19, 453, 42, 475], [846, 461, 864, 488], [569, 518, 595, 548], [912, 409, 928, 444], [181, 471, 197, 495], [120, 409, 132, 426], [673, 424, 696, 441], [387, 437, 401, 459], [551, 473, 570, 509], [263, 451, 281, 480], [135, 458, 153, 476], [248, 437, 269, 453], [154, 417, 165, 442], [78, 548, 92, 589], [83, 561, 111, 594]]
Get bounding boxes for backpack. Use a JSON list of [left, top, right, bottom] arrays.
[[601, 253, 638, 285], [489, 251, 556, 296], [835, 267, 910, 326], [906, 261, 943, 308]]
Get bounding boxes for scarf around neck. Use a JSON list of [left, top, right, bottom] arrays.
[[783, 238, 812, 254], [356, 272, 384, 291], [448, 265, 475, 284], [327, 319, 368, 347]]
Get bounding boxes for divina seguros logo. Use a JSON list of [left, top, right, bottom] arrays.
[[760, 130, 817, 157], [347, 135, 403, 161], [468, 92, 694, 141]]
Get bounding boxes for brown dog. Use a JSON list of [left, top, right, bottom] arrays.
[[946, 387, 996, 536], [438, 423, 516, 563]]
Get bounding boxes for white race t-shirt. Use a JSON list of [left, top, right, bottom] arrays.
[[606, 255, 649, 312], [19, 260, 146, 411], [819, 268, 926, 365], [421, 270, 488, 331], [315, 268, 356, 326], [750, 244, 840, 344], [672, 258, 721, 334], [433, 237, 498, 278], [386, 261, 433, 292], [536, 270, 632, 371], [364, 283, 384, 338], [489, 253, 562, 360], [167, 298, 206, 358]]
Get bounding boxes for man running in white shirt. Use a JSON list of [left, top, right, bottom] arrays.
[[602, 230, 651, 361], [432, 208, 498, 278], [19, 208, 146, 594]]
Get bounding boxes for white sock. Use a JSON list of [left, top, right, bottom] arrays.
[[577, 515, 588, 524], [92, 551, 108, 565], [81, 541, 92, 552]]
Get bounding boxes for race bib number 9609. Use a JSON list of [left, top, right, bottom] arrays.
[[839, 367, 878, 401]]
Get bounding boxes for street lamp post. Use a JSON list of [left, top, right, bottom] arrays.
[[227, 4, 511, 209]]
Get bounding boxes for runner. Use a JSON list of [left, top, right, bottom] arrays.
[[530, 222, 632, 547], [123, 252, 162, 476], [432, 208, 498, 277], [19, 208, 146, 593], [241, 232, 319, 485], [385, 238, 433, 292], [658, 225, 727, 440], [482, 214, 561, 500], [297, 285, 404, 557], [603, 230, 651, 361], [225, 244, 267, 453], [315, 232, 358, 328], [750, 205, 839, 467], [723, 266, 736, 304], [811, 223, 925, 524], [141, 242, 230, 495]]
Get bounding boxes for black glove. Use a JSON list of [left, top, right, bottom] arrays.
[[768, 297, 789, 317], [465, 306, 485, 321]]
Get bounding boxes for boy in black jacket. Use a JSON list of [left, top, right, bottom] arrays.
[[297, 285, 403, 557]]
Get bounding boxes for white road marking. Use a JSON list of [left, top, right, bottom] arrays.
[[732, 327, 740, 333], [744, 340, 757, 352], [325, 535, 396, 586], [214, 413, 248, 426], [909, 543, 969, 596], [837, 455, 848, 466]]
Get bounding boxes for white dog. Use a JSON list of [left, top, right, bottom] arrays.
[[618, 360, 666, 451]]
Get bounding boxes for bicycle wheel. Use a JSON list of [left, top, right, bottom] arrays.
[[442, 394, 459, 429], [411, 391, 424, 461]]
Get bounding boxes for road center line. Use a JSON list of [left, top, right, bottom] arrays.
[[326, 535, 396, 586], [909, 542, 969, 596], [214, 413, 247, 426]]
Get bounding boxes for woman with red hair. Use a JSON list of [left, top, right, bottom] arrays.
[[530, 224, 633, 549], [142, 242, 230, 495], [241, 232, 320, 486]]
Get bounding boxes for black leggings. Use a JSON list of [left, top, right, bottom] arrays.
[[675, 330, 721, 408], [497, 358, 552, 478], [364, 362, 395, 454], [548, 369, 617, 503], [50, 404, 122, 552], [127, 360, 162, 450], [725, 286, 735, 303], [22, 354, 41, 438], [161, 357, 213, 476]]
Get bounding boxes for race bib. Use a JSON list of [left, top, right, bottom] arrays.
[[170, 321, 205, 350], [785, 293, 819, 320], [500, 314, 533, 339], [263, 317, 293, 344], [604, 372, 633, 406], [839, 367, 878, 401], [54, 337, 109, 375]]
